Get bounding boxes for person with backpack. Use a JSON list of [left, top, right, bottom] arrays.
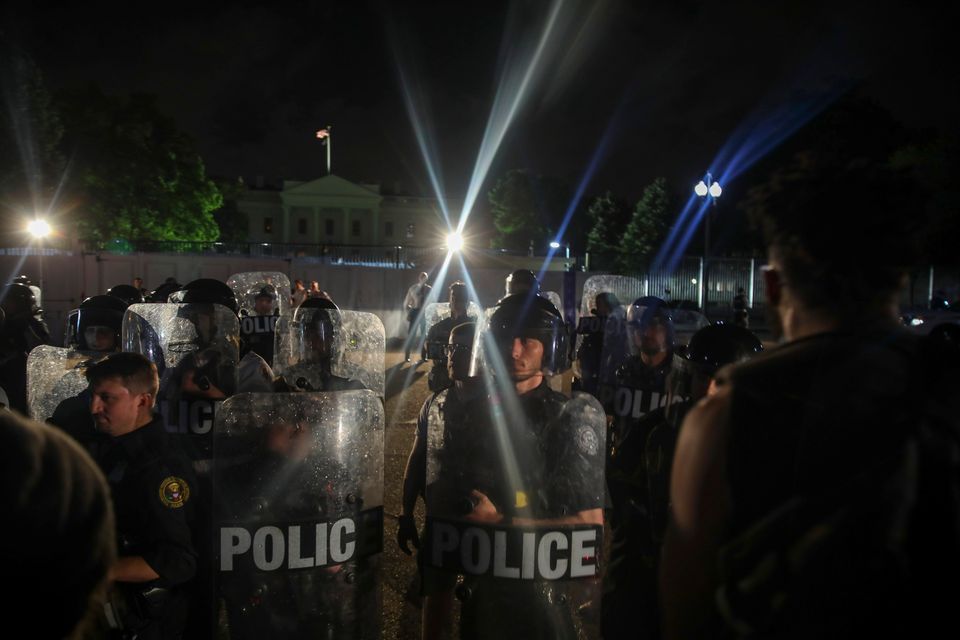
[[659, 162, 960, 639]]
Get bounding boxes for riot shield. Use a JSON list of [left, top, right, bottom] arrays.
[[578, 275, 643, 320], [669, 307, 710, 347], [274, 310, 385, 397], [424, 390, 606, 639], [542, 291, 562, 313], [596, 309, 630, 409], [227, 272, 292, 318], [213, 390, 384, 640], [228, 272, 290, 367], [123, 303, 240, 464], [26, 345, 98, 424]]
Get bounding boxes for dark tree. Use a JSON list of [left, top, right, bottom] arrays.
[[57, 86, 222, 244], [585, 191, 630, 270], [487, 169, 569, 251], [620, 178, 673, 273]]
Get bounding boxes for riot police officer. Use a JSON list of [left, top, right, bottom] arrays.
[[239, 285, 280, 365], [50, 294, 130, 459], [574, 291, 622, 398], [602, 323, 762, 640], [0, 282, 50, 413], [283, 297, 366, 392], [107, 283, 146, 306], [504, 268, 541, 297], [85, 353, 197, 640], [609, 297, 682, 439], [424, 293, 605, 639], [422, 282, 475, 393]]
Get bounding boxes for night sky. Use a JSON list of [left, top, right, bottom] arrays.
[[5, 1, 958, 206]]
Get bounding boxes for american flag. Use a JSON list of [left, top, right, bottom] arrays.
[[316, 128, 330, 140]]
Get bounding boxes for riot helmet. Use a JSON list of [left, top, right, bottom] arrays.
[[292, 297, 342, 363], [669, 323, 764, 402], [0, 283, 40, 326], [106, 284, 144, 305], [172, 278, 239, 315], [626, 296, 675, 357], [74, 295, 128, 352], [473, 293, 570, 377], [250, 284, 278, 316], [504, 269, 541, 297], [148, 278, 182, 303]]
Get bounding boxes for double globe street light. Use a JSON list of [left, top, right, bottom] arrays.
[[694, 172, 722, 312]]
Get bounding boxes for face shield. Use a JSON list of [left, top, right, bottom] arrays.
[[469, 295, 570, 379], [291, 307, 342, 365]]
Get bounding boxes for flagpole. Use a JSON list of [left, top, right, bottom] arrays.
[[326, 125, 332, 175]]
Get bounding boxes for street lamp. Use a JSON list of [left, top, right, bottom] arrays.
[[446, 232, 464, 253], [27, 219, 51, 292], [694, 172, 722, 313]]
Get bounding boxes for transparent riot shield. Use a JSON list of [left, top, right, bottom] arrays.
[[542, 291, 562, 313], [578, 276, 641, 408], [423, 301, 483, 332], [227, 271, 292, 318], [274, 310, 385, 397], [578, 275, 643, 320], [669, 307, 710, 347], [27, 345, 98, 424], [123, 303, 240, 465], [227, 272, 291, 368], [213, 390, 384, 640], [424, 389, 606, 639]]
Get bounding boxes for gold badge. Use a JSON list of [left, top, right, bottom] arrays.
[[159, 476, 190, 509], [515, 491, 528, 509]]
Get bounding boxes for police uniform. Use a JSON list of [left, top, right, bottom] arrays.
[[610, 353, 682, 445], [436, 381, 604, 640], [102, 415, 198, 640], [240, 312, 278, 365]]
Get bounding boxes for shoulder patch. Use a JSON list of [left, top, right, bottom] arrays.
[[159, 476, 190, 509], [576, 425, 600, 456]]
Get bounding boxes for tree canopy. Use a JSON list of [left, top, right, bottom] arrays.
[[57, 86, 222, 243]]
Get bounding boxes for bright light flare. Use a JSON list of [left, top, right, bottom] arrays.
[[709, 182, 723, 198], [549, 241, 561, 249], [447, 232, 465, 253], [27, 219, 51, 238], [694, 181, 708, 197]]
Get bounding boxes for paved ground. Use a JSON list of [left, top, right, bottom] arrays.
[[381, 349, 433, 639]]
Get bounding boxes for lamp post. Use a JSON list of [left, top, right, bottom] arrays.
[[694, 172, 722, 313], [27, 219, 51, 291]]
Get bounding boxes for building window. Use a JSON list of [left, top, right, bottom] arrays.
[[406, 223, 415, 239], [264, 217, 273, 234], [325, 219, 334, 236], [352, 220, 361, 237], [298, 218, 307, 235], [385, 221, 394, 237]]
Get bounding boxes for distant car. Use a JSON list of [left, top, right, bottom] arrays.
[[900, 307, 960, 336]]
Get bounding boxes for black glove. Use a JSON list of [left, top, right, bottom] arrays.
[[397, 514, 420, 555]]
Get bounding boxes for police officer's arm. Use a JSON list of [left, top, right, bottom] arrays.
[[124, 468, 198, 586], [659, 385, 732, 640], [398, 396, 430, 553]]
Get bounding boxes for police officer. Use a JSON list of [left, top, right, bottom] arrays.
[[85, 352, 197, 640], [422, 282, 475, 392], [283, 297, 366, 392], [0, 282, 50, 413], [609, 297, 682, 439], [602, 323, 762, 640], [107, 283, 146, 306], [426, 293, 605, 639], [575, 291, 622, 398], [239, 285, 280, 365], [50, 294, 130, 460]]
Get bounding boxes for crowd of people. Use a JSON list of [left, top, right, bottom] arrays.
[[1, 162, 958, 639]]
